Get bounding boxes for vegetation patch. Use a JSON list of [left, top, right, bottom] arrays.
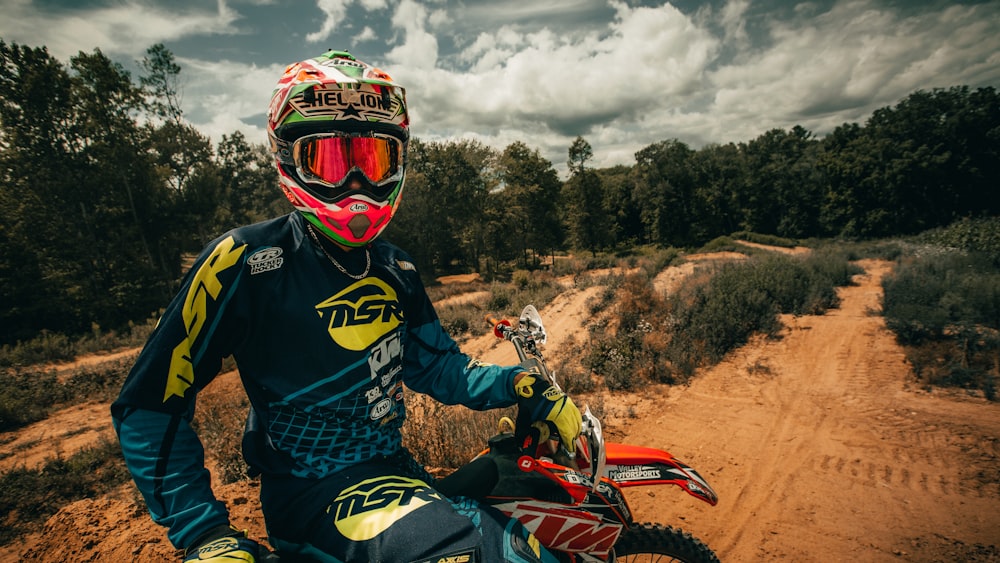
[[580, 250, 861, 387], [882, 226, 1000, 400], [0, 359, 131, 432]]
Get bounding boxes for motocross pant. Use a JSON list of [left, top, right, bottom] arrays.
[[259, 451, 559, 562]]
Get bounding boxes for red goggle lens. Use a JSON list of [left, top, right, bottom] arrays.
[[296, 134, 401, 188]]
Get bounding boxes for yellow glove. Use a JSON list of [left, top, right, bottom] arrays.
[[184, 525, 260, 562], [514, 371, 582, 453]]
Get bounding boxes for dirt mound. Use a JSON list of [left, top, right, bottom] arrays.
[[11, 482, 271, 563], [4, 250, 999, 562]]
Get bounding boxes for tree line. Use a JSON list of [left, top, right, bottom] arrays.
[[2, 41, 998, 346]]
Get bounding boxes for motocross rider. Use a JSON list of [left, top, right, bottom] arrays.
[[111, 50, 581, 562]]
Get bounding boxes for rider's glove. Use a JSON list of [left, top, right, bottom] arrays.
[[183, 524, 260, 562], [514, 370, 582, 453]]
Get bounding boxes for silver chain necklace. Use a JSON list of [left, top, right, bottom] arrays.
[[306, 223, 371, 280]]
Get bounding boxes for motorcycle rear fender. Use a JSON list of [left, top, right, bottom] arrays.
[[603, 442, 718, 506]]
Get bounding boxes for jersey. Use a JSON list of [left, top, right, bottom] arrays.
[[111, 212, 522, 549]]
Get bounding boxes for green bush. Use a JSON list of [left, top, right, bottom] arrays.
[[0, 331, 74, 368], [666, 262, 783, 373], [883, 249, 1000, 398], [664, 252, 857, 377], [916, 217, 1000, 263], [731, 231, 799, 248], [0, 369, 66, 431], [578, 251, 856, 387], [884, 252, 1000, 344]]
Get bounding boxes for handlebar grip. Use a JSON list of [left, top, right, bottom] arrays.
[[486, 316, 513, 339]]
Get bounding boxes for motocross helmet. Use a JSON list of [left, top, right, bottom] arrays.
[[267, 50, 409, 247]]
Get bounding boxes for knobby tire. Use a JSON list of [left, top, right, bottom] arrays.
[[612, 522, 720, 563]]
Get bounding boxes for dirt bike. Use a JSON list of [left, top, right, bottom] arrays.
[[433, 305, 720, 563]]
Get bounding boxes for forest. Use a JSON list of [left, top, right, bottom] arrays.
[[2, 40, 999, 346]]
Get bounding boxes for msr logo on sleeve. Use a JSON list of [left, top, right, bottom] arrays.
[[163, 236, 246, 402]]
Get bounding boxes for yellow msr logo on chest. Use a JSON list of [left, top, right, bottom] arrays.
[[316, 278, 403, 351]]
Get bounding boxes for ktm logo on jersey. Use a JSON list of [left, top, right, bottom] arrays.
[[315, 278, 403, 351]]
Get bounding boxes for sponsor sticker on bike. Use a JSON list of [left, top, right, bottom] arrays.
[[607, 464, 663, 482]]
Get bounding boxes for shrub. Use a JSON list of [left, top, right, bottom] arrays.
[[916, 216, 1000, 263], [883, 249, 1000, 398], [479, 276, 563, 326], [402, 391, 516, 469], [663, 252, 857, 377], [731, 231, 799, 248], [0, 315, 157, 369], [0, 369, 66, 431], [666, 261, 782, 370], [193, 382, 252, 485]]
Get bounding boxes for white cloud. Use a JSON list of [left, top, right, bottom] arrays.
[[373, 0, 1000, 172], [356, 26, 378, 42], [176, 57, 286, 144], [385, 0, 440, 69], [0, 0, 241, 61], [708, 0, 1000, 141], [305, 0, 351, 43], [718, 0, 750, 46], [388, 1, 718, 170]]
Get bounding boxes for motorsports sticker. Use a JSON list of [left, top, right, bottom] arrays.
[[607, 465, 663, 482]]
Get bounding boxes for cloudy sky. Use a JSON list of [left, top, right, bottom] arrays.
[[3, 0, 999, 172]]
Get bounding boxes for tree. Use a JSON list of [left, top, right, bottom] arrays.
[[563, 137, 610, 254], [633, 139, 696, 246], [596, 165, 644, 248], [568, 136, 594, 175], [0, 41, 78, 341], [216, 131, 283, 229], [687, 143, 742, 242], [385, 139, 497, 276], [739, 126, 822, 238], [140, 43, 183, 122], [498, 141, 564, 267]]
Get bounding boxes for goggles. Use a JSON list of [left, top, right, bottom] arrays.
[[292, 132, 404, 192]]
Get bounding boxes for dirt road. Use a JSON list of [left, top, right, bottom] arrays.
[[622, 260, 1000, 561], [4, 257, 999, 561]]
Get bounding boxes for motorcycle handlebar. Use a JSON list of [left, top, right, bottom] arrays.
[[486, 315, 514, 340]]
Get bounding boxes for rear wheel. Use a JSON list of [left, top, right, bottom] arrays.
[[612, 523, 719, 563]]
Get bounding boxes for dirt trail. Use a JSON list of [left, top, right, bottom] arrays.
[[623, 259, 1000, 561], [0, 401, 111, 472], [3, 255, 999, 561]]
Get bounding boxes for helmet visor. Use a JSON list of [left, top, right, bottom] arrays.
[[294, 132, 403, 192]]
